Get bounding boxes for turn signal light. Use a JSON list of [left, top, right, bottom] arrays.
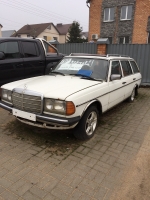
[[66, 101, 75, 115]]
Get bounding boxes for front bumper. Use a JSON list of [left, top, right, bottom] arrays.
[[0, 101, 80, 130]]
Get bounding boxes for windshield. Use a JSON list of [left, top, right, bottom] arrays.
[[53, 57, 109, 81]]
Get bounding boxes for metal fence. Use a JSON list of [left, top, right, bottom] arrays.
[[107, 44, 150, 85], [56, 43, 97, 55]]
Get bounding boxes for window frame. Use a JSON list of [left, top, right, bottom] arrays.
[[120, 5, 133, 21], [104, 7, 115, 22], [129, 60, 140, 74], [147, 32, 150, 44], [119, 36, 129, 44], [21, 41, 40, 58], [0, 41, 21, 59], [120, 60, 133, 77]]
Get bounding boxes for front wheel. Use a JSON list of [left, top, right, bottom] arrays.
[[73, 106, 99, 140]]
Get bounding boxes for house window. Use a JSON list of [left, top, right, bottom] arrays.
[[43, 36, 47, 41], [27, 34, 30, 37], [119, 36, 129, 44], [17, 34, 21, 37], [121, 5, 132, 20], [53, 37, 58, 41], [104, 7, 115, 22], [148, 32, 150, 44]]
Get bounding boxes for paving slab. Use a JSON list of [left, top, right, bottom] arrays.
[[0, 88, 150, 199]]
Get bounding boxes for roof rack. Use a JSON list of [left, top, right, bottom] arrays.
[[106, 54, 130, 58], [69, 53, 106, 57]]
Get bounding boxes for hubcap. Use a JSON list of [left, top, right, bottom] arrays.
[[131, 89, 135, 101], [85, 111, 97, 136]]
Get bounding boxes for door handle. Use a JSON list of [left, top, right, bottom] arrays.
[[39, 61, 44, 64], [122, 82, 126, 84], [133, 78, 136, 80]]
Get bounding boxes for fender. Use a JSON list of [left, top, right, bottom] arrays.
[[81, 99, 102, 117]]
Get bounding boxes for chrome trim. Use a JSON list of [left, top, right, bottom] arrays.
[[36, 114, 68, 123], [17, 118, 77, 130], [12, 88, 44, 114], [0, 102, 12, 111]]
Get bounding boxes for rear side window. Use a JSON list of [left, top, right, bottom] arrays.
[[22, 42, 39, 57], [0, 41, 20, 59], [111, 61, 122, 75], [121, 61, 133, 76], [130, 61, 139, 73]]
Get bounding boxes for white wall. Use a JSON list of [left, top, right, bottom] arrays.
[[38, 25, 59, 41]]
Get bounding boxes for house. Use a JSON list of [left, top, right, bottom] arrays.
[[86, 0, 150, 44], [11, 23, 60, 42], [55, 23, 72, 43], [81, 32, 88, 40], [0, 24, 3, 38], [2, 30, 16, 37]]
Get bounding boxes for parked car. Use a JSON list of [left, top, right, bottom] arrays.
[[0, 54, 142, 140], [0, 37, 64, 87]]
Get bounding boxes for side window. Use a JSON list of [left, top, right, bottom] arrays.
[[130, 61, 139, 73], [43, 41, 57, 53], [104, 7, 115, 22], [22, 42, 39, 58], [111, 61, 122, 75], [121, 61, 133, 76], [0, 41, 20, 59]]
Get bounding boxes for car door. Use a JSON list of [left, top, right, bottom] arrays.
[[120, 60, 134, 99], [0, 40, 24, 86], [21, 41, 45, 78], [108, 60, 125, 109]]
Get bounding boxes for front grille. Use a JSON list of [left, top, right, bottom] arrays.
[[12, 90, 42, 114]]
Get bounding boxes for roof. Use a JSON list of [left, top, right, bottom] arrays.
[[97, 38, 110, 44], [55, 23, 72, 35], [2, 30, 16, 37], [11, 23, 59, 37], [0, 37, 41, 42], [81, 32, 88, 38]]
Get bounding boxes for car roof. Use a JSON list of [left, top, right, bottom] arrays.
[[0, 37, 38, 42]]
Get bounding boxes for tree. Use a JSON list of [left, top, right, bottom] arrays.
[[67, 21, 87, 43]]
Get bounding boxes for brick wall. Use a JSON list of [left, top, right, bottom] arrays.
[[132, 0, 150, 44], [89, 0, 103, 41], [97, 44, 107, 55]]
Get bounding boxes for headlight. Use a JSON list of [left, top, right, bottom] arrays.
[[2, 89, 12, 103], [44, 99, 75, 115]]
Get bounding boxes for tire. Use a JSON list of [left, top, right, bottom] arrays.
[[127, 88, 136, 102], [73, 106, 99, 140]]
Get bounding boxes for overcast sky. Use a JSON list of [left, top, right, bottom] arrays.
[[0, 0, 89, 32]]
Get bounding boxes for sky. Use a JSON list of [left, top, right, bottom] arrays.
[[0, 0, 89, 32]]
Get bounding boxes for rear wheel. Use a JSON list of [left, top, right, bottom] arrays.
[[73, 106, 99, 140], [127, 88, 136, 102]]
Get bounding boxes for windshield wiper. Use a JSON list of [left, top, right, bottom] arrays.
[[69, 74, 103, 81], [50, 71, 65, 76]]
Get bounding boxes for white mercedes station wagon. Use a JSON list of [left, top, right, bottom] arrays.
[[0, 54, 142, 140]]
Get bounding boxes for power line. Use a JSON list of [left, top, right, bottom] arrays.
[[0, 0, 88, 29]]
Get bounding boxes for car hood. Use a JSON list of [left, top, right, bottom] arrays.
[[2, 75, 101, 100]]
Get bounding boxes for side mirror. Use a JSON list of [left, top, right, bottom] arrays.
[[0, 52, 5, 60], [111, 74, 121, 81]]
